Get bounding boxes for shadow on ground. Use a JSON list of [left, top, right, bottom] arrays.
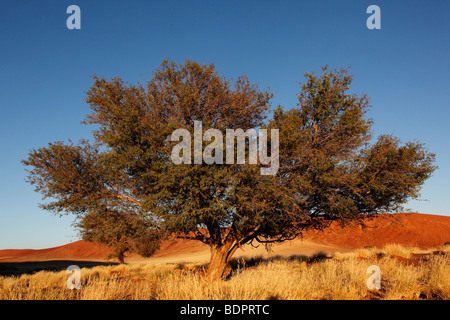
[[0, 260, 119, 276], [225, 251, 331, 280]]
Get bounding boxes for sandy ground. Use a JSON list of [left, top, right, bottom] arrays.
[[1, 213, 448, 274], [126, 238, 348, 266]]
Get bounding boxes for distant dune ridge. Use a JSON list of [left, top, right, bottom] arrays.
[[1, 213, 449, 264], [302, 212, 450, 249], [0, 240, 112, 262]]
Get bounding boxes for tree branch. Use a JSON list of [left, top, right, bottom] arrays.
[[111, 193, 142, 207]]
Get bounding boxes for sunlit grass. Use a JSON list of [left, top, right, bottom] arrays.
[[0, 244, 448, 300]]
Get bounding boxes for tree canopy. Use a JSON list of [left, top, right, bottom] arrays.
[[23, 60, 436, 279]]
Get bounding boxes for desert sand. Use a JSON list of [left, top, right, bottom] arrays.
[[1, 213, 449, 275]]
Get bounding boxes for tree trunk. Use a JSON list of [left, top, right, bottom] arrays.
[[206, 241, 238, 280], [118, 250, 126, 264]]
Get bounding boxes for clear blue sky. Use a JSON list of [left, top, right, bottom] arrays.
[[1, 0, 449, 249]]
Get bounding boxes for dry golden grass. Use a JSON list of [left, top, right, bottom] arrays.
[[1, 244, 448, 300]]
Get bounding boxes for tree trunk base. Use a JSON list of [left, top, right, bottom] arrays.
[[206, 242, 237, 280]]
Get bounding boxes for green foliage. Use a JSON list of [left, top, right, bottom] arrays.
[[271, 66, 436, 225], [76, 210, 161, 263], [22, 60, 436, 271]]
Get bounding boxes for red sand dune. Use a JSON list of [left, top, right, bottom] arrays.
[[1, 213, 449, 263], [303, 213, 450, 249], [0, 240, 112, 262]]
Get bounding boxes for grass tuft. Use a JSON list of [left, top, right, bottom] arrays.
[[0, 244, 448, 300]]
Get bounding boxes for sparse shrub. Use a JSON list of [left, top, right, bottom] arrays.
[[175, 262, 186, 270]]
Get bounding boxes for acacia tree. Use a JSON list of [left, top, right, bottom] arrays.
[[23, 60, 436, 279], [76, 209, 161, 264]]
